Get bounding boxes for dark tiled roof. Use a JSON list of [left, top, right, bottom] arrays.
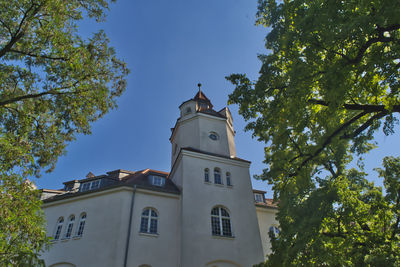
[[197, 108, 226, 119], [42, 169, 179, 203]]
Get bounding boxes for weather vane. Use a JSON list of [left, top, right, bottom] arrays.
[[197, 83, 202, 92]]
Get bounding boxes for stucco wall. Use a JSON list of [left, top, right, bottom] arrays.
[[174, 151, 265, 267], [255, 207, 278, 259], [42, 189, 132, 267], [126, 189, 180, 267]]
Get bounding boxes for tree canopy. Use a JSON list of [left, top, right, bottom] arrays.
[[227, 0, 400, 265], [0, 0, 128, 265]]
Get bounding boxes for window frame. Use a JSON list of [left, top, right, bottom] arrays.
[[211, 206, 233, 237], [226, 172, 232, 186], [269, 226, 280, 239], [53, 217, 64, 240], [204, 168, 210, 183], [63, 215, 75, 239], [75, 213, 87, 237], [140, 208, 159, 234], [214, 168, 222, 185], [149, 175, 165, 187], [254, 193, 264, 203]]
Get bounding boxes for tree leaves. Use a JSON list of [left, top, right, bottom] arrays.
[[228, 0, 400, 265], [0, 0, 128, 265]]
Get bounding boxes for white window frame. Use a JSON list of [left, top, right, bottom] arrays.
[[149, 175, 165, 187], [254, 193, 264, 203], [64, 215, 75, 239], [214, 168, 222, 185], [226, 172, 232, 186], [53, 217, 64, 240], [140, 208, 158, 234], [75, 213, 86, 237], [81, 180, 101, 192], [204, 168, 210, 182], [211, 206, 233, 237]]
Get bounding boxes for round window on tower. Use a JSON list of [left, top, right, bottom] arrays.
[[209, 132, 219, 141]]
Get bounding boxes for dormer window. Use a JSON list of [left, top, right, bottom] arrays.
[[185, 107, 192, 114], [80, 180, 101, 192], [149, 175, 165, 187], [254, 193, 264, 203], [199, 102, 209, 109]]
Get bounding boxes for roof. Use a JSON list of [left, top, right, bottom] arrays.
[[42, 168, 180, 204], [194, 90, 211, 102], [255, 198, 278, 209]]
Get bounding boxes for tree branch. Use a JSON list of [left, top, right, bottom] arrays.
[[289, 111, 368, 177], [8, 49, 68, 61], [308, 99, 400, 113]]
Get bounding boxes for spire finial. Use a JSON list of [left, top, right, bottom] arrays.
[[197, 83, 202, 92]]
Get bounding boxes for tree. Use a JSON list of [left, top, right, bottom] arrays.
[[0, 0, 128, 265], [0, 175, 49, 266], [227, 1, 399, 265]]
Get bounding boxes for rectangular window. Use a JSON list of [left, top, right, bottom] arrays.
[[77, 221, 85, 236], [54, 225, 62, 240], [140, 217, 148, 232], [254, 193, 263, 203], [90, 180, 100, 190], [222, 219, 232, 236], [211, 217, 221, 235], [150, 175, 165, 187], [226, 176, 231, 186], [214, 173, 222, 184], [150, 219, 158, 234], [205, 171, 209, 182], [65, 223, 73, 238], [81, 183, 90, 192]]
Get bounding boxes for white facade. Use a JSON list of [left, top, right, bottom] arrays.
[[41, 91, 278, 267]]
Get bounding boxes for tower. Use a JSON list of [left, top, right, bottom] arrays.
[[169, 88, 264, 266]]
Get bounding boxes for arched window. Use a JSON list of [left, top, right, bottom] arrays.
[[53, 217, 64, 240], [76, 213, 86, 237], [204, 168, 210, 182], [64, 215, 75, 239], [211, 206, 232, 237], [226, 172, 232, 186], [140, 208, 158, 234], [214, 168, 222, 184]]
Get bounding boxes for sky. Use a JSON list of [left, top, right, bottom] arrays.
[[34, 0, 400, 198]]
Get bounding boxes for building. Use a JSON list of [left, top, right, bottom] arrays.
[[40, 90, 278, 267]]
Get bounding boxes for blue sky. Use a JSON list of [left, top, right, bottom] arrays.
[[34, 0, 399, 197]]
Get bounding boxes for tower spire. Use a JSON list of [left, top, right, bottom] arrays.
[[197, 83, 202, 93]]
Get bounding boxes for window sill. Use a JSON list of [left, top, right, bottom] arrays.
[[60, 238, 71, 242], [214, 183, 224, 187], [204, 181, 212, 184], [212, 235, 235, 240], [139, 232, 159, 238], [227, 185, 233, 188], [72, 236, 82, 240]]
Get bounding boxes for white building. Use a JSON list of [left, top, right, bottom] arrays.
[[40, 91, 278, 267]]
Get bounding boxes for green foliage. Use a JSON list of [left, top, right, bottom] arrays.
[[227, 0, 400, 265], [0, 0, 129, 178], [0, 0, 128, 265], [0, 174, 49, 266]]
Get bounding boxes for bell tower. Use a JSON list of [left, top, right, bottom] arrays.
[[168, 85, 265, 266], [170, 85, 236, 167]]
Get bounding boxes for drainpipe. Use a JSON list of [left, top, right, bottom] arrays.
[[124, 185, 136, 267]]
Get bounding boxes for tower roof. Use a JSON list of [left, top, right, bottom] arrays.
[[193, 90, 213, 109]]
